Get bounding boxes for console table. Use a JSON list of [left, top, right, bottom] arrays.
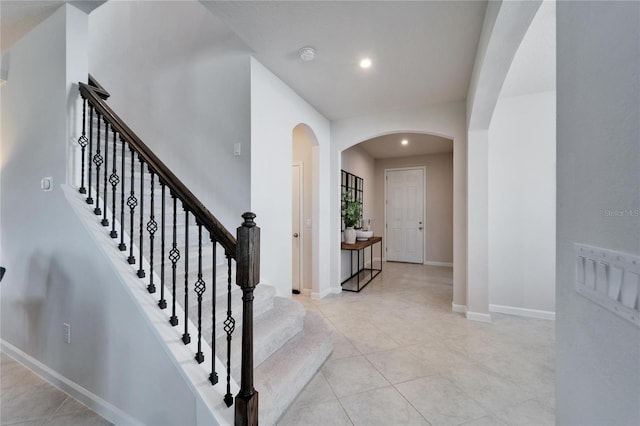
[[341, 236, 382, 292]]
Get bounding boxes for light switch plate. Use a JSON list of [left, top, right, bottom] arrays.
[[575, 243, 640, 328]]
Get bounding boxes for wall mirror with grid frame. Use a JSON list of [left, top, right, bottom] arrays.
[[341, 169, 363, 231]]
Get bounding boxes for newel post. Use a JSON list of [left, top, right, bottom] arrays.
[[235, 212, 260, 426]]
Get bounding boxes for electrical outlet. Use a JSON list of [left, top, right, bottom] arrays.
[[64, 323, 71, 344]]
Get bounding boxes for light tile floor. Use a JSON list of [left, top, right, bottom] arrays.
[[282, 262, 555, 426], [0, 352, 112, 426]]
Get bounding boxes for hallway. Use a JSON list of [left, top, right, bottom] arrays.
[[284, 262, 554, 425]]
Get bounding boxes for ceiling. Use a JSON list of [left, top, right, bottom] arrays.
[[0, 1, 105, 52], [357, 133, 453, 159], [203, 0, 488, 121]]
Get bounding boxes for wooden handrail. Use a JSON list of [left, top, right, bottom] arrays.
[[79, 81, 237, 258]]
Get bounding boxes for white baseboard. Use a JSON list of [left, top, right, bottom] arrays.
[[452, 303, 467, 313], [466, 311, 492, 323], [424, 261, 454, 267], [0, 340, 141, 426], [311, 287, 333, 299], [490, 304, 556, 320], [300, 289, 312, 297]]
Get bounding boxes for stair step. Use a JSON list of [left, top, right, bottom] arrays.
[[215, 297, 305, 379], [255, 312, 334, 426]]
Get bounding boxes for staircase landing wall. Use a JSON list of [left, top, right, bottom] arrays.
[[0, 5, 214, 425]]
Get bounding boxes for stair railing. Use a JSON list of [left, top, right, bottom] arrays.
[[77, 76, 258, 425]]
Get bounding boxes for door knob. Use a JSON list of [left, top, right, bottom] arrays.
[[293, 233, 299, 238]]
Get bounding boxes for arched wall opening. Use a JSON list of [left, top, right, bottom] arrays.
[[329, 104, 467, 309], [340, 132, 454, 282], [292, 123, 320, 296]]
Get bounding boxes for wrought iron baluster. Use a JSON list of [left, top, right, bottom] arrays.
[[127, 148, 137, 264], [147, 170, 157, 293], [194, 223, 205, 363], [158, 182, 167, 309], [209, 238, 218, 385], [169, 194, 179, 326], [93, 112, 102, 216], [118, 136, 127, 251], [86, 105, 94, 205], [224, 253, 235, 407], [137, 157, 145, 278], [101, 118, 109, 226], [77, 97, 88, 194], [182, 209, 191, 345], [109, 129, 119, 238]]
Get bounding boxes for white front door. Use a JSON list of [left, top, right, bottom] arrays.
[[386, 168, 425, 263], [292, 163, 302, 293]]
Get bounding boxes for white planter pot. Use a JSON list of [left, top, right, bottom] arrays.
[[344, 227, 356, 244]]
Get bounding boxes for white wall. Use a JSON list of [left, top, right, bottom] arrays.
[[0, 6, 208, 424], [556, 2, 640, 424], [250, 59, 332, 299], [465, 0, 542, 320], [488, 91, 556, 316], [331, 101, 467, 305], [88, 1, 252, 233]]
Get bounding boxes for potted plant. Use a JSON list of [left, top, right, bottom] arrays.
[[342, 190, 362, 244]]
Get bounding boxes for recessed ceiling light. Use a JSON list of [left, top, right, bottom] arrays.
[[401, 139, 409, 146], [359, 58, 372, 69], [299, 46, 316, 61]]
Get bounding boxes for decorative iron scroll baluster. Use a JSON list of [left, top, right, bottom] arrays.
[[93, 112, 102, 216], [101, 117, 109, 226], [127, 148, 137, 264], [169, 194, 179, 326], [224, 253, 235, 407], [78, 79, 261, 419], [209, 239, 218, 385], [77, 97, 88, 194], [86, 105, 94, 205], [118, 136, 126, 251], [158, 182, 167, 309], [194, 223, 205, 363], [137, 157, 145, 278], [182, 209, 191, 345], [147, 170, 157, 293], [109, 128, 119, 238]]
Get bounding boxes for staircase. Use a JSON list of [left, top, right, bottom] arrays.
[[76, 77, 333, 425]]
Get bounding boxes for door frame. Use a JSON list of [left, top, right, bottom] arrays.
[[383, 166, 427, 263], [292, 161, 304, 293]]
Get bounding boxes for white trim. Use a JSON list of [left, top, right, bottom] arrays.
[[490, 304, 556, 320], [301, 288, 312, 297], [311, 287, 333, 299], [384, 166, 427, 264], [425, 261, 454, 267], [452, 303, 467, 313], [0, 340, 142, 426], [292, 161, 304, 293], [466, 311, 492, 323]]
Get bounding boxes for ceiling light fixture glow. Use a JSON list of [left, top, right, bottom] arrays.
[[359, 58, 372, 69], [298, 46, 316, 61], [401, 139, 409, 146]]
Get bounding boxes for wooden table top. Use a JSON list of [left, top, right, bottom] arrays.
[[341, 236, 382, 250]]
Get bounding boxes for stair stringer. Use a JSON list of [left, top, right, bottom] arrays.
[[63, 184, 237, 425]]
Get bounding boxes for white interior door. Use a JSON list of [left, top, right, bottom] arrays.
[[292, 163, 302, 293], [386, 168, 425, 263]]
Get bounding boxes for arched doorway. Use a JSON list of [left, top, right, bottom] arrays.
[[292, 124, 319, 295], [339, 132, 454, 283]]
